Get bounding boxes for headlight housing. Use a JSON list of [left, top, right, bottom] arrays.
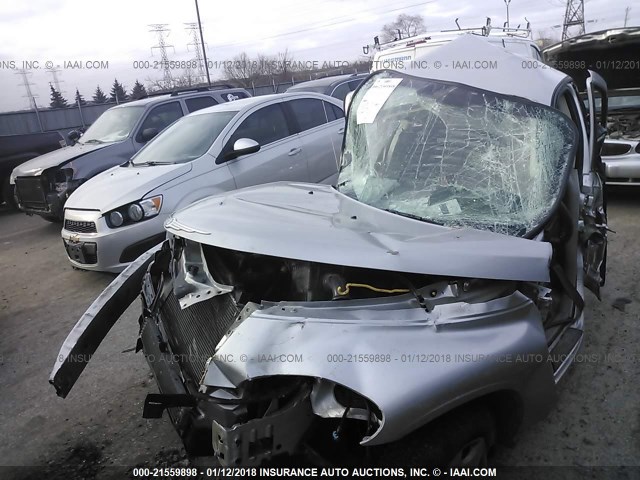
[[105, 195, 162, 228], [52, 168, 78, 193]]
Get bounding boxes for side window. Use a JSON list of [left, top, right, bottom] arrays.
[[348, 80, 364, 91], [137, 102, 183, 142], [331, 103, 344, 119], [288, 98, 328, 131], [223, 91, 249, 102], [185, 96, 218, 113], [323, 101, 344, 121], [228, 104, 289, 147], [331, 82, 351, 102]]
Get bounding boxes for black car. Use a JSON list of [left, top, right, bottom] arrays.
[[286, 73, 367, 102]]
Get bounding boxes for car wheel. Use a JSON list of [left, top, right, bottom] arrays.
[[379, 405, 496, 467], [2, 176, 18, 210]]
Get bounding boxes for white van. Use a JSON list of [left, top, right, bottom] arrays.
[[371, 23, 542, 71]]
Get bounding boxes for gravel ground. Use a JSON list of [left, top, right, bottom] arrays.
[[0, 189, 638, 478]]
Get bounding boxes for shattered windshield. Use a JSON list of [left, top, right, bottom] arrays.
[[338, 71, 577, 236], [80, 106, 145, 144]]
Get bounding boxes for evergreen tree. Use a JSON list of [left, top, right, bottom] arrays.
[[130, 80, 148, 100], [109, 79, 128, 102], [92, 85, 108, 103], [75, 88, 87, 106], [49, 84, 68, 108]]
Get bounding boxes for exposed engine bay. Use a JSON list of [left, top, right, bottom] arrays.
[[607, 110, 640, 141]]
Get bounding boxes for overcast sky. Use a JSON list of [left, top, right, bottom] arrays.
[[0, 0, 636, 112]]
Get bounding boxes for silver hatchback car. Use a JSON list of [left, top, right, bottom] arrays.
[[61, 92, 346, 273]]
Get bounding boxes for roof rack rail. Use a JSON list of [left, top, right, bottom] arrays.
[[147, 84, 239, 98]]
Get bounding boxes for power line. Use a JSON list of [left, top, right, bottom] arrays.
[[210, 0, 437, 51]]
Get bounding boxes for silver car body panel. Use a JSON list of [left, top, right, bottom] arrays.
[[603, 139, 640, 185], [202, 288, 557, 446], [165, 182, 553, 282]]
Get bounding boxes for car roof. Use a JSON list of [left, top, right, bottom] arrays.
[[110, 88, 249, 109], [400, 34, 568, 106], [288, 74, 366, 90], [189, 92, 342, 116]]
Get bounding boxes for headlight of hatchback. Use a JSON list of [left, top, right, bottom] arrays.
[[105, 195, 163, 228]]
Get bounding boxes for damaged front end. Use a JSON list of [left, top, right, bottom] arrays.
[[125, 226, 558, 465], [52, 44, 607, 466]]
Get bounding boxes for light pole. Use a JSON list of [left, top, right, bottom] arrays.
[[194, 0, 212, 87], [504, 0, 511, 28]]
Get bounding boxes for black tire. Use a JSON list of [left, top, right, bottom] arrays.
[[40, 213, 63, 223], [379, 405, 496, 467], [2, 176, 18, 210]]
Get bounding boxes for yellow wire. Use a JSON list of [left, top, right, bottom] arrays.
[[336, 283, 410, 296]]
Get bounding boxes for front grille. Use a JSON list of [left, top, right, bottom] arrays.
[[15, 177, 47, 207], [160, 291, 240, 382], [64, 220, 97, 233], [601, 142, 632, 156]]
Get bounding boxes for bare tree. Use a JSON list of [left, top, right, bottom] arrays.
[[223, 52, 263, 87], [534, 29, 560, 49], [381, 14, 426, 42]]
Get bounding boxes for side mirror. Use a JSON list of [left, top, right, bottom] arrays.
[[140, 127, 159, 143], [67, 130, 81, 143], [344, 91, 354, 113], [224, 138, 260, 160]]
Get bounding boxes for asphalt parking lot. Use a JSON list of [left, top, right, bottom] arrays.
[[0, 189, 638, 478]]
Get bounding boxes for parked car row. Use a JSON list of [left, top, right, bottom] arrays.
[[61, 92, 345, 272], [51, 35, 608, 467]]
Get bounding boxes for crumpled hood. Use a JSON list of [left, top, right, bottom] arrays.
[[66, 162, 191, 213], [543, 27, 640, 91], [165, 182, 552, 282], [11, 142, 112, 180]]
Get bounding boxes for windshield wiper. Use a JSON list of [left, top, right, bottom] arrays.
[[81, 139, 105, 144], [384, 208, 444, 226], [134, 161, 174, 166]]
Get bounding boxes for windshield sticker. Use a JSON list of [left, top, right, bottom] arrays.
[[356, 78, 403, 124]]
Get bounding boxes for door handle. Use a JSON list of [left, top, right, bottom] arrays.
[[288, 147, 302, 156], [337, 128, 344, 135]]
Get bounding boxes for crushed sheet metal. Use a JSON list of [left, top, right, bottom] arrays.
[[49, 245, 160, 398], [165, 183, 552, 282], [173, 239, 233, 309]]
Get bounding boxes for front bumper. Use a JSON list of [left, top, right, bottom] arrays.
[[603, 145, 640, 185], [14, 176, 67, 218], [62, 209, 168, 273]]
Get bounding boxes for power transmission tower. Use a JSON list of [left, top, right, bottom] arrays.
[[46, 67, 64, 94], [15, 69, 38, 109], [149, 24, 175, 89], [624, 6, 631, 27], [15, 69, 44, 130], [185, 22, 206, 84], [562, 0, 585, 40]]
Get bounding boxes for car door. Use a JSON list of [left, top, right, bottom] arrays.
[[580, 71, 609, 297], [221, 102, 308, 188], [133, 101, 185, 151], [284, 98, 342, 184]]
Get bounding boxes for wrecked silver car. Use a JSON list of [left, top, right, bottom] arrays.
[[51, 35, 609, 467]]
